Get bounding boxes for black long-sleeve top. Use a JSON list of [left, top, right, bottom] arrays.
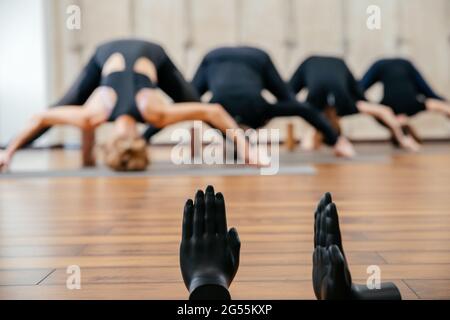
[[289, 56, 366, 116], [360, 58, 444, 115]]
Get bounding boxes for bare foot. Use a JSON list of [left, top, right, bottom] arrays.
[[333, 137, 355, 158], [402, 124, 422, 144], [399, 135, 421, 152], [301, 138, 315, 151], [0, 151, 12, 172]]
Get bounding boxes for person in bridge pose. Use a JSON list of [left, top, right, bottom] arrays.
[[192, 46, 356, 158], [0, 39, 264, 171], [289, 56, 420, 152], [360, 58, 450, 143]]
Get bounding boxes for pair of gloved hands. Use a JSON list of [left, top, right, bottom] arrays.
[[179, 186, 401, 300]]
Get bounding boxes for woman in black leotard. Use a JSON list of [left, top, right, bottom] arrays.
[[289, 56, 420, 152], [360, 58, 450, 120], [192, 47, 355, 158], [0, 39, 262, 171], [22, 40, 199, 150]]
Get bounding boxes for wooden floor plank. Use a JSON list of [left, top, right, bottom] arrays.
[[0, 269, 54, 286], [379, 251, 450, 264], [0, 245, 84, 258]]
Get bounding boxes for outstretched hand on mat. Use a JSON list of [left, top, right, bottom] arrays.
[[313, 192, 402, 300], [180, 185, 240, 300], [0, 151, 11, 172]]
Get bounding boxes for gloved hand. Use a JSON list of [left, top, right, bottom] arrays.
[[180, 185, 240, 299], [313, 244, 352, 300], [314, 192, 344, 255], [313, 193, 352, 300], [313, 192, 402, 300]]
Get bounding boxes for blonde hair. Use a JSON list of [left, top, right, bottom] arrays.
[[103, 136, 149, 171]]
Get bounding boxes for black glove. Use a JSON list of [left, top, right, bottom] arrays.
[[313, 192, 402, 300], [313, 193, 352, 299], [313, 244, 352, 299], [180, 186, 240, 300], [314, 192, 345, 256]]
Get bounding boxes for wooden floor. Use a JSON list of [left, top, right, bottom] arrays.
[[0, 144, 449, 299]]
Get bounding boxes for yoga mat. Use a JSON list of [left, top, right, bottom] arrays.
[[0, 163, 316, 179], [281, 152, 391, 165]]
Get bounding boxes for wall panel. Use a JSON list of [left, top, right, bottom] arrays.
[[239, 0, 287, 75], [397, 0, 449, 138], [186, 0, 239, 77], [288, 0, 345, 76], [345, 0, 399, 75], [134, 0, 186, 68]]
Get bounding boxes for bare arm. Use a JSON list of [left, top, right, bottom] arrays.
[[24, 53, 102, 147], [356, 101, 402, 137], [0, 107, 95, 170], [356, 101, 420, 152], [152, 102, 261, 165]]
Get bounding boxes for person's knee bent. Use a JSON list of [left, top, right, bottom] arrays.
[[30, 113, 45, 127], [148, 108, 167, 128], [139, 90, 167, 127]]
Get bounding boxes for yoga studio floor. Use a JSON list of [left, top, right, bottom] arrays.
[[0, 143, 449, 299]]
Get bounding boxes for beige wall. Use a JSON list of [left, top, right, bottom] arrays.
[[0, 0, 50, 145], [48, 0, 450, 144]]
